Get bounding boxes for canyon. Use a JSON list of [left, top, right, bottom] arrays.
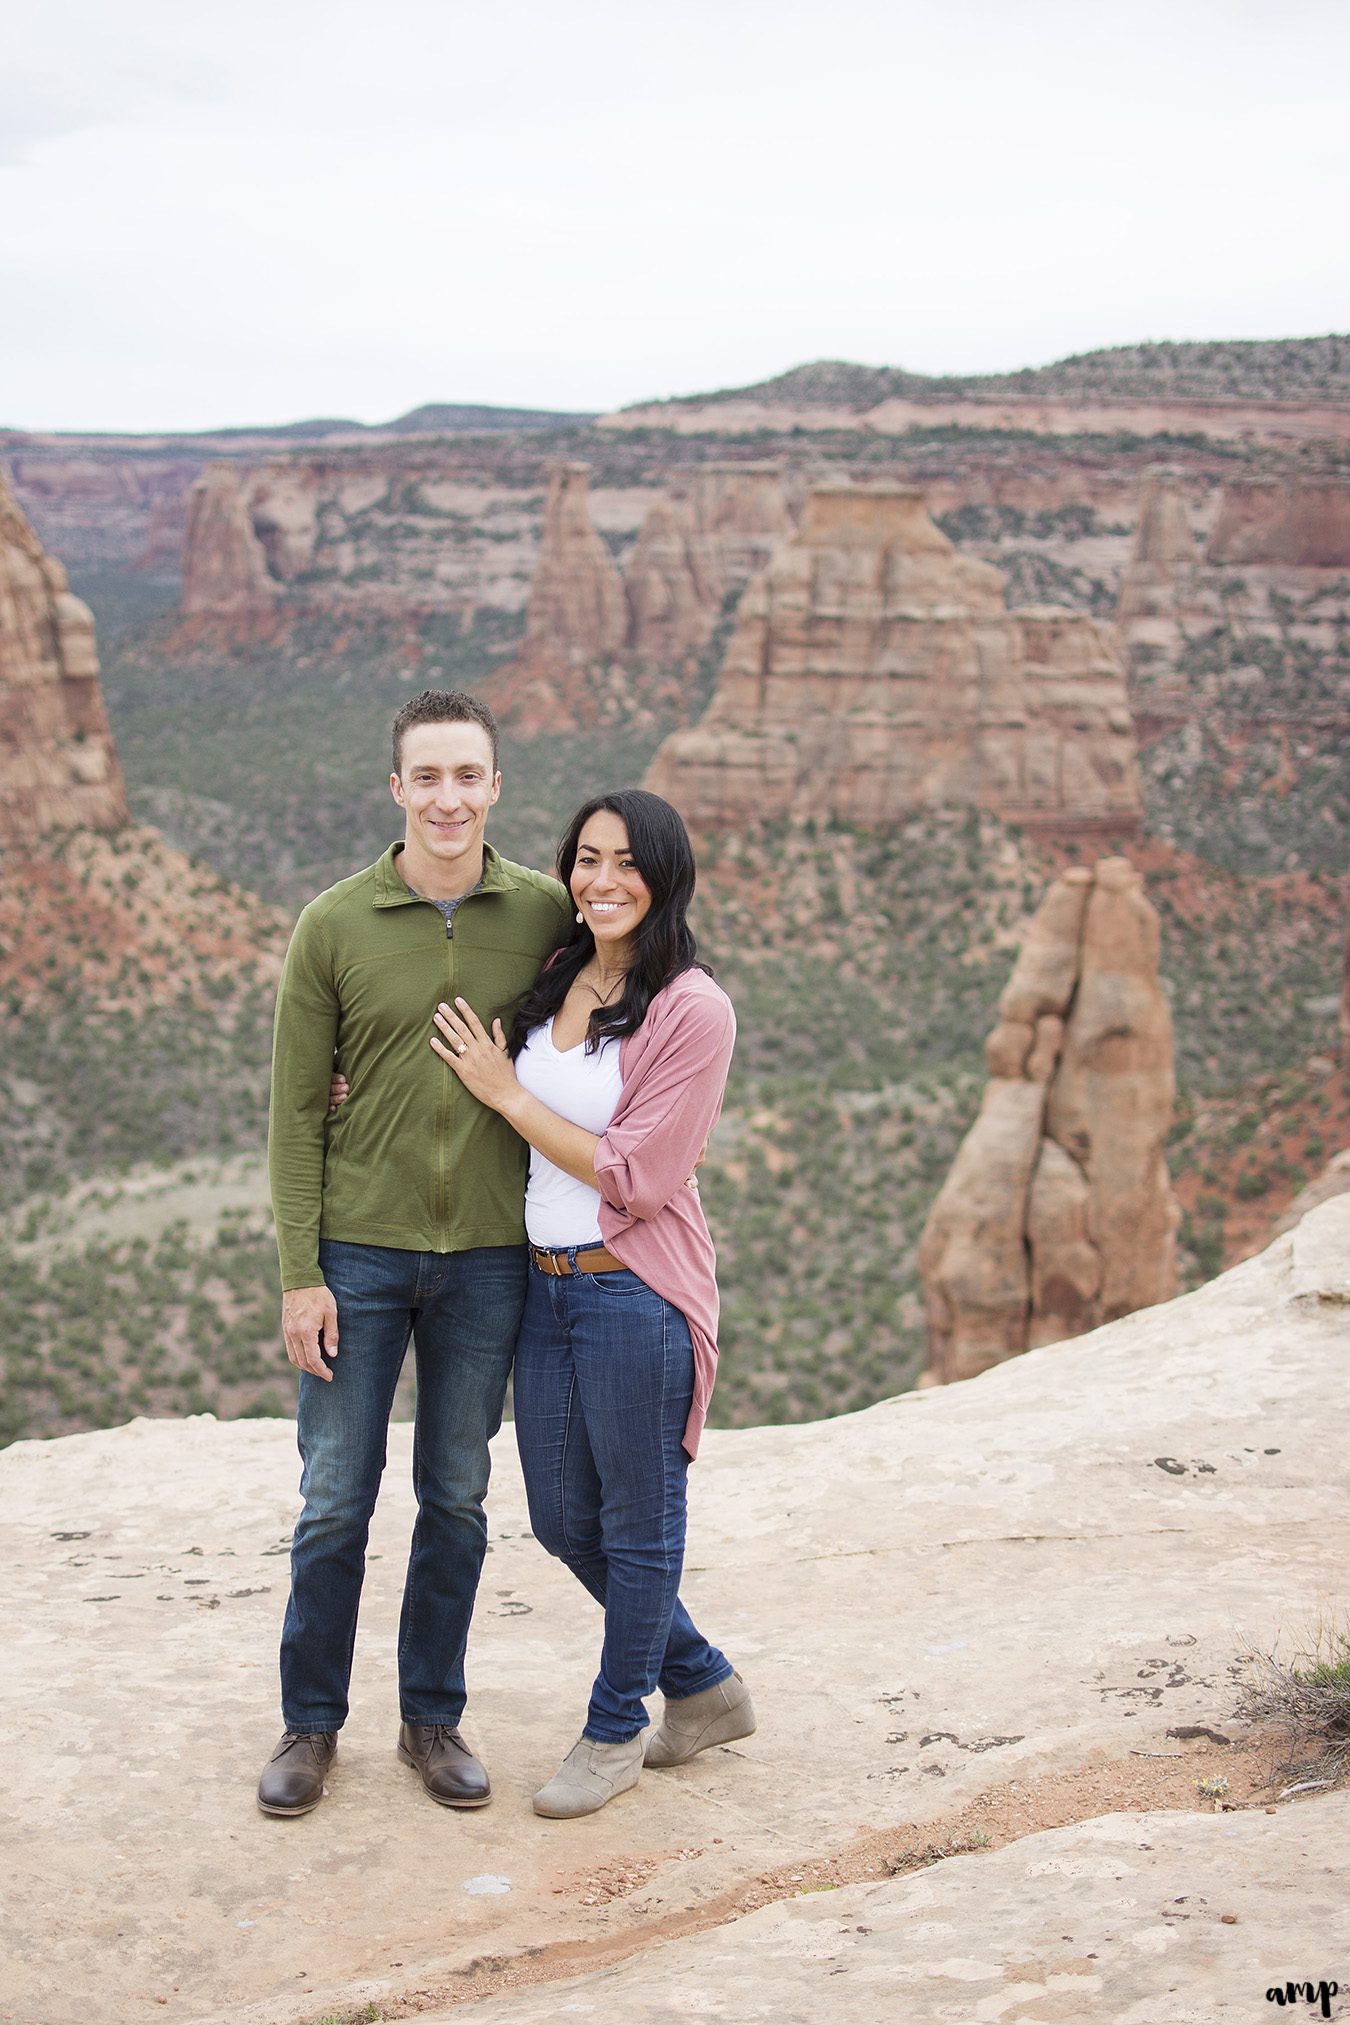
[[1, 339, 1345, 1451]]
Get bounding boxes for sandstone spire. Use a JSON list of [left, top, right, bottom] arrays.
[[1114, 466, 1211, 730], [1129, 465, 1198, 573], [645, 483, 1141, 835], [918, 858, 1178, 1383], [180, 462, 277, 618], [1117, 467, 1200, 617], [520, 461, 626, 670], [0, 472, 129, 846], [486, 461, 633, 730]]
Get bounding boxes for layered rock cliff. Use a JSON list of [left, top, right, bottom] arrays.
[[1116, 467, 1350, 870], [1206, 475, 1350, 566], [646, 483, 1141, 835], [0, 472, 129, 846], [918, 857, 1178, 1383], [179, 463, 277, 619], [624, 464, 791, 665]]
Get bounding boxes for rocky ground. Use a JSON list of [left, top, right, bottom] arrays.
[[2, 1203, 1346, 2025]]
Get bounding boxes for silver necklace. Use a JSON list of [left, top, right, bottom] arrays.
[[580, 968, 626, 1006]]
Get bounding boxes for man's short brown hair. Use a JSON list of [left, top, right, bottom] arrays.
[[390, 689, 501, 777]]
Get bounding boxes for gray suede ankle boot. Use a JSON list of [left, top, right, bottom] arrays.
[[532, 1733, 643, 1818], [644, 1671, 756, 1768]]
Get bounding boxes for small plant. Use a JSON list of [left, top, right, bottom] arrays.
[[884, 1828, 992, 1874], [1235, 1616, 1350, 1789]]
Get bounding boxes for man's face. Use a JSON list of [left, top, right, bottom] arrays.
[[390, 721, 500, 871]]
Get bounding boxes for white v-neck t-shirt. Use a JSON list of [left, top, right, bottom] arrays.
[[515, 1017, 623, 1247]]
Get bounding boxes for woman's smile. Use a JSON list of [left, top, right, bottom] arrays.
[[571, 811, 652, 950]]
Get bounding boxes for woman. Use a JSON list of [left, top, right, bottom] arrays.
[[428, 787, 754, 1818]]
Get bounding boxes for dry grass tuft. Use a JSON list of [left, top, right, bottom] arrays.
[[1235, 1617, 1350, 1792]]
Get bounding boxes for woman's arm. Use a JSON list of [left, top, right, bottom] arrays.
[[594, 987, 735, 1222], [429, 998, 600, 1188]]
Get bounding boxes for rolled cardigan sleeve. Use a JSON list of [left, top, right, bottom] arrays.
[[594, 990, 736, 1222]]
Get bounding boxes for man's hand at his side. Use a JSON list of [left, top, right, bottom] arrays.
[[282, 1286, 339, 1381]]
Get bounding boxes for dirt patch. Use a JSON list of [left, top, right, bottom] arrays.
[[358, 1726, 1308, 2020]]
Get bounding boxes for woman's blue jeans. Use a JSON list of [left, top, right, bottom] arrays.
[[279, 1239, 524, 1734], [513, 1258, 732, 1742]]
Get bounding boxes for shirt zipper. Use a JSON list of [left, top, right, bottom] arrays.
[[438, 922, 455, 1242]]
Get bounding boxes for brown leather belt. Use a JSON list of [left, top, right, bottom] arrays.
[[529, 1244, 626, 1277]]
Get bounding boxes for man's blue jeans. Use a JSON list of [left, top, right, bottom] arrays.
[[513, 1258, 731, 1742], [279, 1239, 525, 1734]]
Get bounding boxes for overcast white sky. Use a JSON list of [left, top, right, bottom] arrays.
[[3, 0, 1347, 433]]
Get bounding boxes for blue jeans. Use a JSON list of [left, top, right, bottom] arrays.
[[513, 1257, 732, 1742], [279, 1240, 525, 1733]]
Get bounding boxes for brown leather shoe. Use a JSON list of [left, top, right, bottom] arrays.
[[397, 1722, 491, 1808], [256, 1730, 337, 1816]]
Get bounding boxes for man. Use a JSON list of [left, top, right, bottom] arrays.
[[257, 688, 571, 1817]]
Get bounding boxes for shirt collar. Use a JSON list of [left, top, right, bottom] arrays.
[[372, 840, 519, 909]]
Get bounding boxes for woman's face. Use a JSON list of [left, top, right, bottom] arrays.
[[570, 810, 652, 958]]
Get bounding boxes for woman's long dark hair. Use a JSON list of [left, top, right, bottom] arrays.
[[508, 788, 705, 1057]]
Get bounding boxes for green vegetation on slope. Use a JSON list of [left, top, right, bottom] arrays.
[[1138, 589, 1350, 875], [3, 809, 1343, 1445], [100, 607, 689, 910], [657, 336, 1350, 411]]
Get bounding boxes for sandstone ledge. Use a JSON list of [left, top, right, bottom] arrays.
[[3, 1200, 1347, 2024], [437, 1797, 1350, 2025]]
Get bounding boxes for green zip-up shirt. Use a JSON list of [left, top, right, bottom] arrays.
[[268, 841, 571, 1290]]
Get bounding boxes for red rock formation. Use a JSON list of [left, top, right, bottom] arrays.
[[625, 464, 793, 666], [624, 496, 714, 667], [180, 463, 277, 618], [1115, 466, 1215, 730], [519, 462, 626, 670], [918, 858, 1178, 1383], [0, 473, 129, 846], [1120, 465, 1197, 591], [1206, 477, 1350, 567], [246, 468, 319, 580], [646, 483, 1141, 835], [485, 462, 636, 730]]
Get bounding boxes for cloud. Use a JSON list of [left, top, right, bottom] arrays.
[[0, 4, 222, 163], [1, 0, 1348, 428]]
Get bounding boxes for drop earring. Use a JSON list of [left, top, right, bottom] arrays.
[[576, 909, 584, 923]]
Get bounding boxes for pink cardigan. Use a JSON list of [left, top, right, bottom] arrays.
[[593, 967, 737, 1459]]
